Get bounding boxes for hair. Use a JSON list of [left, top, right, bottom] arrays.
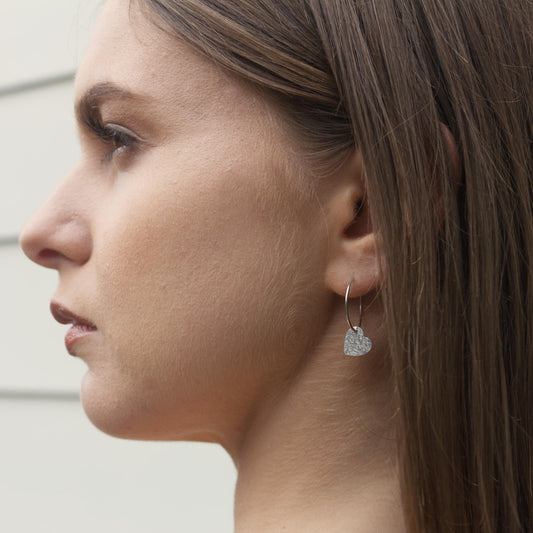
[[136, 0, 532, 530]]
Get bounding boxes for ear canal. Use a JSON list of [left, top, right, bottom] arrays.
[[343, 199, 364, 238]]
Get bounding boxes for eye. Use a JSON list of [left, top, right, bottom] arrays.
[[111, 130, 126, 149], [81, 115, 142, 164], [101, 123, 137, 162]]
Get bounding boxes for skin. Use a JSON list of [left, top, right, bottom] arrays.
[[20, 0, 405, 530]]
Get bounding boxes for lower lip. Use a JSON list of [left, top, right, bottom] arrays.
[[65, 324, 97, 354]]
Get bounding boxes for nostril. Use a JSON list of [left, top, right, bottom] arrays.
[[38, 249, 58, 260], [33, 248, 61, 268]]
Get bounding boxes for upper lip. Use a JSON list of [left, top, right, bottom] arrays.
[[50, 301, 97, 329]]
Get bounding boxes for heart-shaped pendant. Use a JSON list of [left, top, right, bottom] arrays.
[[344, 326, 372, 356]]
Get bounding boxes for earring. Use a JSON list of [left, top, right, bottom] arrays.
[[343, 281, 372, 356]]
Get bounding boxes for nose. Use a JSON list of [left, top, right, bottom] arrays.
[[19, 177, 92, 270]]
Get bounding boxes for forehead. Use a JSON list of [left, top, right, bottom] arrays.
[[74, 0, 246, 116]]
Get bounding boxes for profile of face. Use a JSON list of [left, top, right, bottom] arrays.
[[20, 0, 332, 445]]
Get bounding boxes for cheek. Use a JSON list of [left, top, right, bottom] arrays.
[[96, 156, 294, 342], [84, 149, 328, 436]]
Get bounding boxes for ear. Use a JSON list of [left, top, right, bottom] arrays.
[[322, 149, 381, 299]]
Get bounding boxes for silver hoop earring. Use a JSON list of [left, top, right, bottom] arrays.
[[343, 281, 372, 356]]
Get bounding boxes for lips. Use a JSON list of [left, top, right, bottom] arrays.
[[50, 301, 97, 354]]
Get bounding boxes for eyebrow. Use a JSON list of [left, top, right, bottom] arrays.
[[75, 82, 151, 126]]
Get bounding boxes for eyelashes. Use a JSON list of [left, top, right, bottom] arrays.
[[83, 116, 139, 163], [101, 124, 136, 162]]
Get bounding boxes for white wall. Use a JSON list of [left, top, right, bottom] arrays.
[[0, 2, 236, 531]]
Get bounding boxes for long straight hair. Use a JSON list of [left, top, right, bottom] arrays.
[[139, 1, 533, 530]]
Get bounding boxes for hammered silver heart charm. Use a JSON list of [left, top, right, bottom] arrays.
[[344, 326, 372, 356]]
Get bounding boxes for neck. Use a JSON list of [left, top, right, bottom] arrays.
[[230, 316, 405, 533]]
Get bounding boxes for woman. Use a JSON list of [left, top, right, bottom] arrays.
[[20, 0, 532, 531]]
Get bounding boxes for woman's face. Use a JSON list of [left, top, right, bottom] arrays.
[[20, 0, 329, 445]]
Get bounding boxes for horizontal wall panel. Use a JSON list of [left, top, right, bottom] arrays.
[[0, 399, 235, 533], [0, 0, 100, 88], [0, 245, 84, 391], [0, 82, 78, 237]]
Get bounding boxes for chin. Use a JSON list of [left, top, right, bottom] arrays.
[[79, 371, 166, 440], [79, 373, 140, 439], [79, 371, 220, 442]]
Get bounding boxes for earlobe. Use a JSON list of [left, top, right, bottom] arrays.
[[321, 149, 382, 299]]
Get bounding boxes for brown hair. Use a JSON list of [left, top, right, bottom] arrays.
[[137, 0, 533, 530]]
